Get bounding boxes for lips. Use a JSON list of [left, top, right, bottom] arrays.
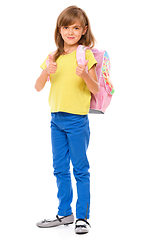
[[67, 37, 75, 40]]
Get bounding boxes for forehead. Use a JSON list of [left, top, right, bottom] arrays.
[[64, 20, 82, 27]]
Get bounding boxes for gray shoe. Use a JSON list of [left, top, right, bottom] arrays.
[[75, 219, 91, 234], [36, 213, 74, 228]]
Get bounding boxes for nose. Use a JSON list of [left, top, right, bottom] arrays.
[[68, 27, 73, 35]]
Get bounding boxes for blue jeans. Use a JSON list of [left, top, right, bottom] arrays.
[[51, 112, 90, 219]]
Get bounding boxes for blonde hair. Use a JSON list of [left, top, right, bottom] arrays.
[[54, 6, 96, 61]]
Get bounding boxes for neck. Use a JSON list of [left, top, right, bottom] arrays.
[[63, 44, 79, 54]]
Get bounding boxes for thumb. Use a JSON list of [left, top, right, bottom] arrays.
[[49, 54, 53, 62]]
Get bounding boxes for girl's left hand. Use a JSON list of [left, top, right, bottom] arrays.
[[76, 60, 89, 78]]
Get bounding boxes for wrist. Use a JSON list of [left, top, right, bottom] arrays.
[[45, 67, 49, 75], [45, 67, 50, 77], [82, 71, 89, 81]]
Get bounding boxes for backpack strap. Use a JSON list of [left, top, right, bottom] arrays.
[[46, 58, 50, 81], [76, 45, 89, 71], [45, 51, 55, 81]]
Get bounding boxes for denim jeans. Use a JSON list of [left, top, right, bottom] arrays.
[[51, 112, 90, 219]]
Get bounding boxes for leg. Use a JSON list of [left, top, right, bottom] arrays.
[[51, 113, 73, 217], [66, 114, 90, 219]]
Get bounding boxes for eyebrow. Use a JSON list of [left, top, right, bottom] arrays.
[[63, 24, 81, 28], [73, 25, 81, 27]]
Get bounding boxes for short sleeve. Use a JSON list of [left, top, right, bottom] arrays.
[[40, 55, 49, 70], [85, 49, 97, 71]]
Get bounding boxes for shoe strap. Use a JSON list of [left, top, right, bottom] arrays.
[[56, 215, 62, 222], [75, 219, 91, 227]]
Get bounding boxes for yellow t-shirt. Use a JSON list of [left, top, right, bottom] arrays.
[[40, 49, 97, 115]]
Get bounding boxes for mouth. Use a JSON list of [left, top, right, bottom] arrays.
[[67, 37, 75, 40]]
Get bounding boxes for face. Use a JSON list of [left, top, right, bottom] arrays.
[[59, 20, 87, 49]]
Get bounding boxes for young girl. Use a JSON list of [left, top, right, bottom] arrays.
[[35, 6, 99, 234]]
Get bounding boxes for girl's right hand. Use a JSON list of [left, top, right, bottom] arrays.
[[47, 54, 57, 74]]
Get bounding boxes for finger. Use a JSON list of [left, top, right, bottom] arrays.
[[76, 68, 81, 75], [77, 65, 84, 69], [49, 65, 57, 73], [50, 62, 57, 67], [76, 67, 81, 73]]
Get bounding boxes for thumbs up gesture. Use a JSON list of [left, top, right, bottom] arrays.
[[47, 54, 57, 75], [76, 60, 89, 78]]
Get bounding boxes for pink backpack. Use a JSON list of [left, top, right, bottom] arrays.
[[76, 45, 114, 114]]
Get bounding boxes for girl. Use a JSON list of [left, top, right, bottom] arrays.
[[35, 6, 99, 234]]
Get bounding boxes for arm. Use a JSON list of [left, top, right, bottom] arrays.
[[35, 69, 49, 92], [76, 63, 99, 95], [83, 64, 99, 95]]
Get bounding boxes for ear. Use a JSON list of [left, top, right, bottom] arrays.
[[82, 25, 88, 35]]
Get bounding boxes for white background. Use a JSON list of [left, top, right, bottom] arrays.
[[0, 0, 142, 239]]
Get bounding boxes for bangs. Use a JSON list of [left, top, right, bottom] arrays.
[[58, 8, 87, 28]]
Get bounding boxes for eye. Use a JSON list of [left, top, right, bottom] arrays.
[[75, 27, 79, 30], [63, 27, 68, 29]]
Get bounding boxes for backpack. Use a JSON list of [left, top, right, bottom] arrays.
[[76, 45, 114, 114]]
